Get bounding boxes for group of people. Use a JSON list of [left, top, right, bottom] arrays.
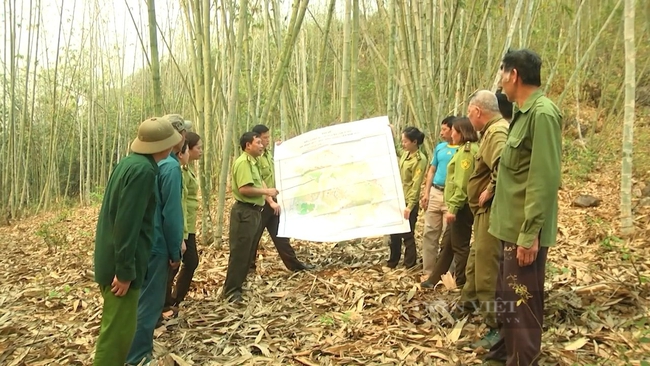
[[92, 114, 204, 365], [91, 114, 314, 364], [389, 48, 562, 365], [91, 47, 561, 366]]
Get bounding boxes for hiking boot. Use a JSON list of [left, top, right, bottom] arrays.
[[472, 328, 501, 350], [420, 280, 435, 289]]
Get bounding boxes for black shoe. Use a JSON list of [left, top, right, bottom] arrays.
[[292, 263, 315, 272], [421, 280, 435, 289]]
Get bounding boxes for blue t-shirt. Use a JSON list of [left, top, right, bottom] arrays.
[[431, 142, 459, 186]]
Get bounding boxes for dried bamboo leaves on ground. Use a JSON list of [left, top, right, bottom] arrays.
[[0, 173, 649, 365]]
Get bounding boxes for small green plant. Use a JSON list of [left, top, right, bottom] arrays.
[[90, 186, 105, 204], [546, 262, 570, 278], [600, 235, 623, 251], [341, 311, 352, 323], [319, 314, 335, 326], [562, 141, 599, 182], [36, 221, 67, 253], [79, 230, 92, 237]]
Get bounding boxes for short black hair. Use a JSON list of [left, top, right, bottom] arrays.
[[402, 126, 425, 146], [496, 90, 513, 120], [501, 48, 542, 87], [252, 124, 269, 134], [441, 115, 455, 128], [239, 131, 260, 150]]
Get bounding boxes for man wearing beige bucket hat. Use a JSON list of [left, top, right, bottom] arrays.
[[126, 113, 189, 365], [93, 116, 182, 366]]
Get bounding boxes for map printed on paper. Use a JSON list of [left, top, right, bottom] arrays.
[[273, 116, 411, 242]]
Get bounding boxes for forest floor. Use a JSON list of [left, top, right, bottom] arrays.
[[1, 119, 650, 365]]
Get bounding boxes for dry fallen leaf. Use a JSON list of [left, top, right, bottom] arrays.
[[440, 272, 457, 290], [564, 337, 589, 351]]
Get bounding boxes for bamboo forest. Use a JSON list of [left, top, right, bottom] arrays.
[[0, 0, 649, 365]]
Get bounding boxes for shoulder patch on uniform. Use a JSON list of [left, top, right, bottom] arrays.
[[415, 167, 422, 177], [460, 159, 471, 170]]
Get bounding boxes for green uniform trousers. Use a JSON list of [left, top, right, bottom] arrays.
[[223, 201, 262, 298], [460, 209, 501, 328], [93, 286, 139, 366]]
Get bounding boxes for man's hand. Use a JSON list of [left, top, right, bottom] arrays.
[[265, 188, 279, 197], [275, 140, 283, 146], [516, 236, 539, 267], [403, 208, 411, 220], [111, 276, 131, 297], [445, 212, 456, 224], [420, 196, 429, 209], [479, 189, 494, 207], [270, 201, 281, 215], [181, 240, 187, 255], [169, 260, 181, 270]]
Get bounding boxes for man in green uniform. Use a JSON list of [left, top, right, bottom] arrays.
[[224, 131, 279, 303], [248, 124, 314, 272], [460, 90, 509, 350], [93, 117, 182, 366], [483, 49, 562, 366], [126, 116, 188, 365]]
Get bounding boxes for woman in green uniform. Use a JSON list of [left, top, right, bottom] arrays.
[[421, 117, 478, 288], [388, 126, 427, 269], [167, 132, 203, 308]]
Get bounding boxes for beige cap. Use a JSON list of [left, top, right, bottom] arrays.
[[163, 113, 193, 133], [131, 117, 183, 154]]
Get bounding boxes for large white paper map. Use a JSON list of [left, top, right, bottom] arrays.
[[273, 116, 411, 242]]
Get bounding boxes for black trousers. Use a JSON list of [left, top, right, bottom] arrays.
[[486, 241, 549, 366], [388, 203, 419, 268], [165, 233, 199, 307], [248, 200, 303, 271], [223, 201, 262, 298], [426, 204, 473, 287]]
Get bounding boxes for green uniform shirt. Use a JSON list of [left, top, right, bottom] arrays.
[[94, 153, 159, 290], [258, 149, 275, 188], [182, 166, 200, 238], [231, 151, 265, 206], [399, 149, 428, 210], [444, 141, 480, 214], [488, 89, 563, 248], [467, 115, 509, 215]]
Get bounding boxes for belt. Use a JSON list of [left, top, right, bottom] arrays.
[[433, 184, 444, 191], [235, 200, 264, 212]]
